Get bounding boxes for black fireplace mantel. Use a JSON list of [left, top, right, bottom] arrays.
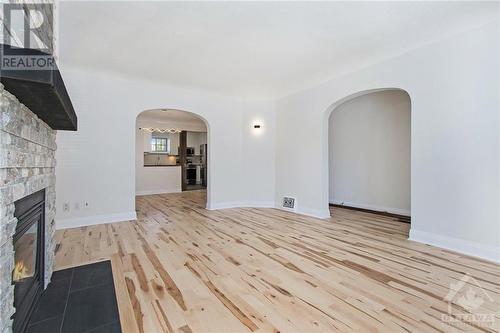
[[0, 44, 77, 131]]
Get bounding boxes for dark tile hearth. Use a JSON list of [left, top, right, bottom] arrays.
[[26, 316, 63, 333], [26, 261, 121, 333], [28, 277, 70, 324], [70, 260, 114, 292]]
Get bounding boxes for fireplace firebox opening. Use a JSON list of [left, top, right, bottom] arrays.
[[11, 189, 45, 333]]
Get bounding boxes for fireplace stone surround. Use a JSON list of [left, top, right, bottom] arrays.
[[0, 84, 57, 333]]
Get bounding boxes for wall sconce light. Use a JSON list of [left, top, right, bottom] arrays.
[[251, 121, 263, 136]]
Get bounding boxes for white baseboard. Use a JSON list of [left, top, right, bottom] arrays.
[[208, 201, 330, 219], [56, 211, 137, 230], [207, 201, 275, 210], [330, 199, 410, 216], [273, 205, 330, 219], [409, 229, 500, 264], [296, 207, 331, 219], [136, 189, 181, 196]]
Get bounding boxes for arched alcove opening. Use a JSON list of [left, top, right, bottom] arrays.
[[326, 88, 411, 226], [135, 109, 210, 208]]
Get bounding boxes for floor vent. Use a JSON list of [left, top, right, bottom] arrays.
[[282, 197, 295, 209]]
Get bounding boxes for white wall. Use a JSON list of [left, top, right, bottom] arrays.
[[136, 165, 181, 196], [55, 67, 276, 228], [240, 100, 276, 207], [329, 90, 411, 216], [275, 21, 499, 262]]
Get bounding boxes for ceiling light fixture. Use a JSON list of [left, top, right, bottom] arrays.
[[139, 127, 182, 134]]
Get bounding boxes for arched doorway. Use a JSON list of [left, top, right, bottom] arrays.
[[326, 88, 411, 224], [135, 109, 210, 208]]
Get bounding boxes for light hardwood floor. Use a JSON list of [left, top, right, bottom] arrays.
[[54, 191, 500, 333]]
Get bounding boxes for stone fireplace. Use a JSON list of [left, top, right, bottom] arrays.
[[0, 85, 57, 333]]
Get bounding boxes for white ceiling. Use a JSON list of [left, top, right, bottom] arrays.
[[138, 109, 207, 128], [58, 1, 498, 99]]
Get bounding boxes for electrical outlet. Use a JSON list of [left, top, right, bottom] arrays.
[[84, 201, 90, 210], [63, 202, 70, 212]]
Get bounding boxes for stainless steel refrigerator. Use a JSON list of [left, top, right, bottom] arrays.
[[200, 144, 208, 187]]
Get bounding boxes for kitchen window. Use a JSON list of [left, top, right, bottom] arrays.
[[151, 137, 170, 153]]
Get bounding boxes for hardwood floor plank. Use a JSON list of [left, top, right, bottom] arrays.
[[111, 254, 140, 333], [54, 191, 500, 333]]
